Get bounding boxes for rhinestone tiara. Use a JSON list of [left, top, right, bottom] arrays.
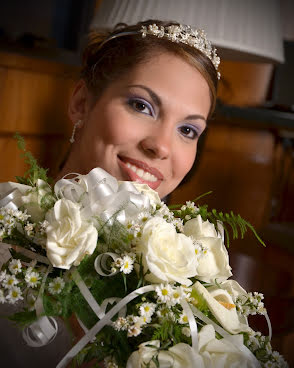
[[98, 23, 220, 79], [141, 24, 220, 79]]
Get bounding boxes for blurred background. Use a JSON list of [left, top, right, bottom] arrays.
[[0, 0, 293, 366]]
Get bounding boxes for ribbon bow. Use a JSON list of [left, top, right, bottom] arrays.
[[54, 168, 150, 225]]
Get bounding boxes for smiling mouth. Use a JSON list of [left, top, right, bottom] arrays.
[[117, 156, 163, 189], [125, 162, 158, 182]]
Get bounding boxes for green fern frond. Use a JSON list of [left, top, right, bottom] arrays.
[[197, 205, 265, 247], [14, 133, 49, 186]]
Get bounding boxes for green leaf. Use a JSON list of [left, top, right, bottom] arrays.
[[8, 310, 37, 328]]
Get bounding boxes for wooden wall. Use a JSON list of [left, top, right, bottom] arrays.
[[0, 51, 77, 182]]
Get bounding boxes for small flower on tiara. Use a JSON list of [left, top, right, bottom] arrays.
[[140, 23, 220, 79]]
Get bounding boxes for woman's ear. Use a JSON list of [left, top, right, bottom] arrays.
[[68, 79, 92, 124]]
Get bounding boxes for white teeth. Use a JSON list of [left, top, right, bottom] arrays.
[[124, 162, 158, 182], [137, 169, 144, 177]]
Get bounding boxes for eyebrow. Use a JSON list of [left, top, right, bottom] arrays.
[[128, 84, 207, 123]]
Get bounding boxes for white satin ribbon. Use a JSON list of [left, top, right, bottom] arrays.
[[71, 268, 105, 320], [265, 312, 272, 341], [0, 182, 31, 209], [180, 299, 198, 351], [23, 316, 58, 347], [54, 168, 150, 226], [35, 265, 52, 317], [0, 242, 51, 265], [99, 297, 127, 319], [57, 285, 156, 368]]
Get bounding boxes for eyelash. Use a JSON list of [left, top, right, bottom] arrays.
[[127, 97, 155, 118], [178, 124, 199, 140], [127, 96, 199, 140]]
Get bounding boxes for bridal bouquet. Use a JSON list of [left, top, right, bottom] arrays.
[[0, 137, 288, 367]]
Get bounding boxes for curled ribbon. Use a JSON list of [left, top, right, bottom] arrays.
[[94, 252, 119, 277], [54, 168, 150, 226], [23, 316, 58, 347]]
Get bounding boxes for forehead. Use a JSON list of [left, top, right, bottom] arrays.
[[109, 51, 211, 118]]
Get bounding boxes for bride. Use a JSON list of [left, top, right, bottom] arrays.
[[57, 20, 219, 199]]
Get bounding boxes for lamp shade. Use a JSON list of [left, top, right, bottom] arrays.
[[91, 0, 284, 63]]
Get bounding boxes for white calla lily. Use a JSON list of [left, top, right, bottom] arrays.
[[194, 281, 250, 334]]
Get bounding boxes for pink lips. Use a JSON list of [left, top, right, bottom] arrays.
[[118, 156, 164, 190]]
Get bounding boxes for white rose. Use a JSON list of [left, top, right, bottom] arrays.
[[184, 216, 232, 283], [21, 179, 54, 222], [131, 182, 161, 206], [198, 325, 259, 367], [137, 217, 198, 286], [45, 199, 98, 269], [193, 281, 250, 334], [185, 215, 220, 238], [127, 340, 205, 368]]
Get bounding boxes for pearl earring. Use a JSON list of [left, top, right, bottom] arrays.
[[69, 120, 83, 143]]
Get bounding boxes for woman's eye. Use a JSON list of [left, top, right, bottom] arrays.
[[128, 98, 154, 117], [178, 125, 198, 140]]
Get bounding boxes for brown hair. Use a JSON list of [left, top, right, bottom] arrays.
[[81, 20, 218, 119]]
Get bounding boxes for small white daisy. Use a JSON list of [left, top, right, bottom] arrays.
[[182, 327, 191, 337], [156, 306, 175, 321], [179, 313, 189, 324], [155, 284, 173, 304], [139, 302, 156, 317], [137, 212, 151, 224], [169, 286, 185, 306], [6, 286, 23, 304], [48, 277, 65, 295], [25, 271, 40, 288], [126, 314, 136, 325], [120, 255, 134, 274], [104, 356, 118, 368], [127, 324, 142, 337], [0, 289, 6, 303], [156, 306, 170, 318], [24, 223, 35, 237], [126, 221, 142, 238], [14, 209, 30, 222], [26, 292, 37, 311], [112, 317, 128, 331], [139, 315, 151, 325], [172, 218, 184, 232], [186, 201, 198, 211], [264, 362, 275, 368], [114, 257, 123, 268], [2, 274, 19, 289], [8, 259, 22, 274], [0, 270, 7, 283], [39, 220, 49, 235]]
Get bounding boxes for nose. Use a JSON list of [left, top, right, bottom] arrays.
[[139, 130, 172, 160]]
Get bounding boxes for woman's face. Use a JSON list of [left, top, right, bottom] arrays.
[[70, 51, 211, 198]]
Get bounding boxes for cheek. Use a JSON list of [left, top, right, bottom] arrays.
[[174, 146, 197, 179], [90, 107, 141, 145]]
